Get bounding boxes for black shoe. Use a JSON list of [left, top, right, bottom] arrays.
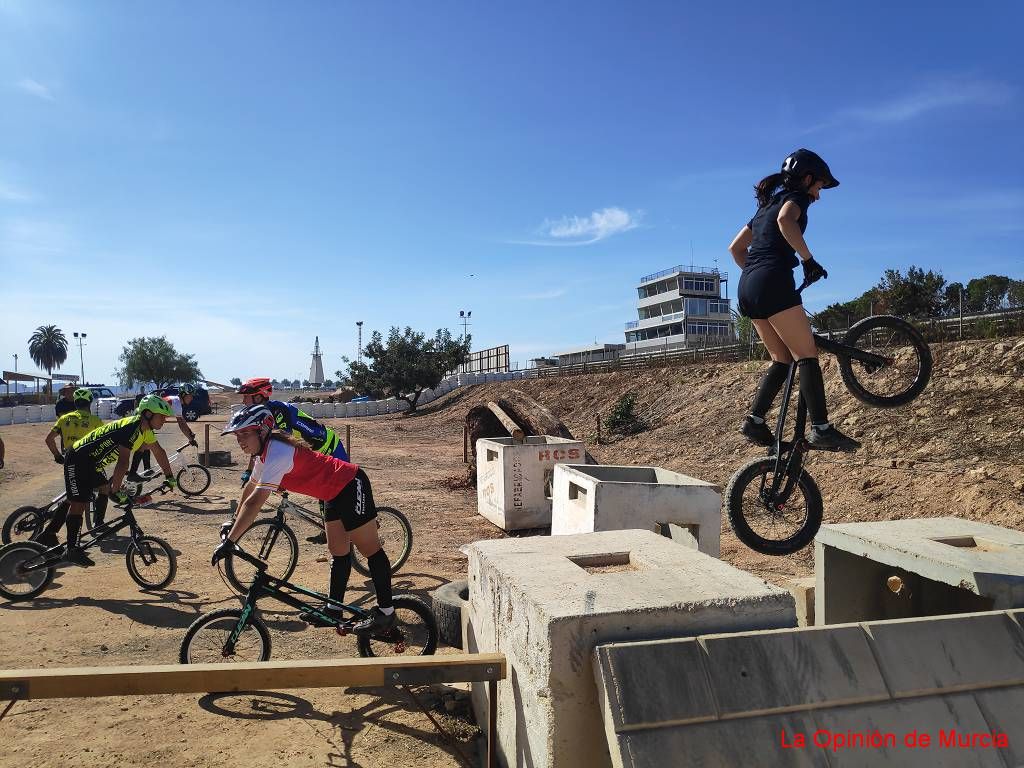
[[306, 531, 327, 545], [125, 471, 144, 483], [740, 416, 775, 447], [808, 424, 861, 453], [65, 546, 95, 567], [352, 607, 397, 635], [91, 515, 105, 528], [34, 531, 60, 548], [299, 604, 343, 628]]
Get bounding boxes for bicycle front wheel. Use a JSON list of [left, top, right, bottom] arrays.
[[126, 536, 177, 590], [0, 541, 55, 601], [177, 464, 212, 496], [2, 506, 45, 544], [357, 595, 438, 658], [351, 507, 413, 576], [725, 456, 823, 556], [223, 520, 298, 594], [180, 608, 272, 665], [838, 315, 932, 408]]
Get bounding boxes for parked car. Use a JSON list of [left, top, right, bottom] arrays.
[[112, 384, 212, 421]]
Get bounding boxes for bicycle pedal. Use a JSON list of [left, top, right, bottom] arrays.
[[335, 624, 353, 637]]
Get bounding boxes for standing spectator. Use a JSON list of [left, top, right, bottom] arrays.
[[54, 384, 77, 418]]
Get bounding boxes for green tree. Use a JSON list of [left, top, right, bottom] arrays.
[[339, 326, 471, 413], [604, 392, 648, 436], [115, 336, 202, 390], [875, 266, 945, 317], [271, 378, 281, 387], [229, 377, 242, 386], [323, 379, 334, 388], [280, 378, 292, 388], [965, 275, 1010, 312], [942, 282, 965, 315], [27, 325, 69, 390], [811, 290, 877, 332], [1007, 279, 1024, 309]]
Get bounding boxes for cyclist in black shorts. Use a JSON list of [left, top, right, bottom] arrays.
[[729, 148, 859, 453], [213, 404, 396, 634]]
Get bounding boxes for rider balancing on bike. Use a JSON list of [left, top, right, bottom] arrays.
[[214, 403, 395, 634], [729, 148, 859, 453], [237, 377, 349, 543], [36, 395, 179, 566], [44, 388, 107, 524], [127, 384, 199, 481]]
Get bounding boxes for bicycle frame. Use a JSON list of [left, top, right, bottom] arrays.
[[20, 507, 146, 573], [224, 547, 371, 654], [274, 492, 324, 530]]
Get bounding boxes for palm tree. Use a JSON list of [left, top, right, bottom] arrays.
[[27, 325, 69, 392]]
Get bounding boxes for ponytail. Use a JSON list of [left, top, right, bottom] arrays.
[[754, 172, 808, 207]]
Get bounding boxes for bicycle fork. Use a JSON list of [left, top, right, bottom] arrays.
[[765, 364, 808, 506]]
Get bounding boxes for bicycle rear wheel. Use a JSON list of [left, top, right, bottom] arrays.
[[351, 507, 413, 576], [177, 464, 212, 496], [838, 315, 932, 408], [223, 520, 298, 595], [180, 608, 272, 664], [725, 456, 823, 556], [357, 595, 438, 657], [126, 535, 177, 590], [0, 541, 55, 601], [2, 506, 45, 544]]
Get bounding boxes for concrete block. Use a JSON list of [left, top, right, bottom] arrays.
[[973, 687, 1024, 766], [0, 408, 11, 426], [11, 405, 27, 424], [865, 611, 1024, 696], [815, 517, 1024, 624], [40, 404, 56, 420], [475, 436, 586, 531], [333, 403, 348, 418], [465, 530, 795, 768], [698, 624, 888, 716], [787, 577, 815, 627], [551, 464, 720, 557]]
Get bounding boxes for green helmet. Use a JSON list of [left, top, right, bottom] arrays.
[[179, 383, 196, 395], [73, 387, 94, 403], [137, 394, 175, 417]]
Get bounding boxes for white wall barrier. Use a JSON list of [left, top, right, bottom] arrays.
[[12, 406, 28, 424], [0, 409, 11, 426], [40, 404, 56, 420]]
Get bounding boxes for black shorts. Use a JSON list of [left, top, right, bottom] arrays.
[[63, 451, 108, 503], [737, 267, 802, 320], [324, 469, 378, 532]]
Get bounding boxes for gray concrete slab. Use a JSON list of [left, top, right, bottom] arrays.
[[699, 624, 890, 716], [865, 610, 1024, 697], [973, 686, 1024, 766]]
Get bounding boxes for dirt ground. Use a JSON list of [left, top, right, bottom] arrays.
[[1, 334, 1022, 767]]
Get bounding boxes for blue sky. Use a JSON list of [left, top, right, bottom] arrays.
[[2, 0, 1022, 385]]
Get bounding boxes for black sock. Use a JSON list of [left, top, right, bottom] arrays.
[[66, 514, 83, 548], [796, 357, 829, 426], [367, 550, 393, 610], [750, 361, 791, 419], [130, 452, 142, 474], [142, 452, 151, 471], [43, 502, 69, 537], [92, 494, 108, 525], [329, 555, 351, 606]]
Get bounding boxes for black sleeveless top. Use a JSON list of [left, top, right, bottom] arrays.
[[745, 190, 811, 271]]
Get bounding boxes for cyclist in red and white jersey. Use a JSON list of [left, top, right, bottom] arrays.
[[213, 404, 395, 633]]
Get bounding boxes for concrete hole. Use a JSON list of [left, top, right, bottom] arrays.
[[567, 552, 642, 575], [932, 536, 1011, 553]]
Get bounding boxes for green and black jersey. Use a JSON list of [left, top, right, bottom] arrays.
[[70, 415, 157, 468]]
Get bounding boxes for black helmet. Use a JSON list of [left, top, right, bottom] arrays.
[[782, 148, 839, 189]]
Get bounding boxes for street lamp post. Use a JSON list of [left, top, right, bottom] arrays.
[[458, 310, 472, 340], [73, 331, 87, 385], [356, 321, 364, 365]]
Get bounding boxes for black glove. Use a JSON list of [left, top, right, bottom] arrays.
[[53, 454, 65, 464], [219, 520, 234, 541], [802, 256, 828, 285], [211, 538, 236, 567]]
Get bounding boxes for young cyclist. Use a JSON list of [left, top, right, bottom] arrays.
[[44, 388, 107, 525], [127, 384, 199, 481], [213, 404, 395, 634], [36, 395, 178, 566], [729, 148, 859, 453]]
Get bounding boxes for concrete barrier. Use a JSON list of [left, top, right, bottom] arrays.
[[0, 408, 11, 426], [11, 406, 27, 424], [476, 436, 587, 530], [464, 530, 795, 768], [40, 404, 56, 420], [551, 465, 721, 557], [815, 517, 1024, 625]]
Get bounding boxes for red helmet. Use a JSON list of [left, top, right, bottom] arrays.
[[238, 377, 272, 399]]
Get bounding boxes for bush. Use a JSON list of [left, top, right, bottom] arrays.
[[604, 392, 648, 436]]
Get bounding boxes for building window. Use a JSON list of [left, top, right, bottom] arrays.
[[683, 277, 717, 292]]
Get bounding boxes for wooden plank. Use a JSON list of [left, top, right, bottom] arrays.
[[486, 401, 524, 443], [0, 653, 506, 701]]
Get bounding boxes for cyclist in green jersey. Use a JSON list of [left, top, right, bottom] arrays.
[[36, 395, 178, 566], [44, 388, 107, 524]]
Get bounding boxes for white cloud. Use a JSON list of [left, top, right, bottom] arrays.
[[16, 78, 55, 101], [0, 181, 32, 202], [517, 288, 567, 301], [510, 206, 642, 247]]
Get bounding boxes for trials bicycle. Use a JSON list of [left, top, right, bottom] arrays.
[[221, 491, 413, 595], [0, 488, 177, 601], [725, 281, 933, 555], [1, 443, 211, 545], [181, 542, 437, 662]]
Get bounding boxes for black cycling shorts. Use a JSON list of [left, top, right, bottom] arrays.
[[324, 468, 378, 532], [737, 267, 802, 320], [63, 451, 108, 503]]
